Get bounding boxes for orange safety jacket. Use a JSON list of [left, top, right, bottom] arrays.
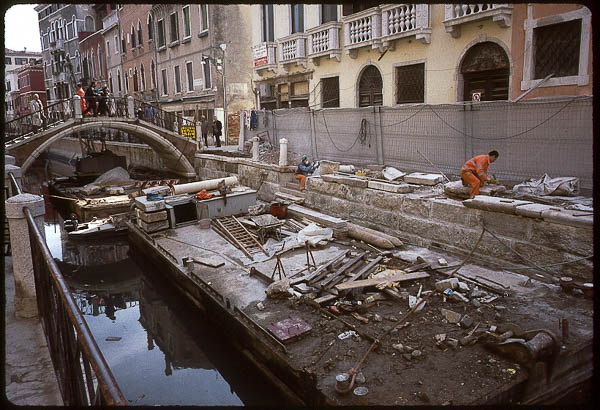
[[462, 154, 491, 181]]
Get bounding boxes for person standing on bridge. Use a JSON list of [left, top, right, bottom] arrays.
[[76, 83, 87, 114], [83, 81, 98, 116], [97, 86, 109, 116], [200, 115, 209, 147], [212, 115, 222, 147], [29, 93, 46, 133]]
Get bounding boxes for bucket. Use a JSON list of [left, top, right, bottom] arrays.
[[270, 202, 287, 219]]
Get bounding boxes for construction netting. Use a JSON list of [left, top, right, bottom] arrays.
[[242, 96, 593, 189]]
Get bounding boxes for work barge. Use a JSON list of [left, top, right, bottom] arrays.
[[122, 153, 593, 406]]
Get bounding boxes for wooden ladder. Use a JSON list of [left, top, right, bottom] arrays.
[[213, 216, 268, 260]]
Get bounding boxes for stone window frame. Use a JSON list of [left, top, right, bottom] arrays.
[[182, 5, 192, 41], [161, 68, 168, 96], [114, 34, 119, 54], [185, 60, 194, 93], [393, 59, 427, 106], [198, 4, 209, 36], [156, 18, 166, 50], [168, 10, 180, 46], [147, 13, 154, 42], [174, 64, 182, 95], [521, 6, 591, 89]]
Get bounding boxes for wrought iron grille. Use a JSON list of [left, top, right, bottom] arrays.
[[396, 63, 425, 104], [534, 19, 581, 79], [359, 65, 383, 107], [322, 76, 340, 108]]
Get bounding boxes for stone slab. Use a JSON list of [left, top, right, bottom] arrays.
[[137, 218, 169, 233], [514, 203, 561, 219], [136, 208, 168, 223], [367, 180, 412, 193], [321, 174, 368, 188], [404, 173, 443, 186], [540, 209, 593, 228], [134, 196, 166, 212], [444, 180, 506, 199], [462, 196, 533, 215]]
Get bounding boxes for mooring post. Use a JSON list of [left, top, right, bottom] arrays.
[[195, 121, 202, 151], [251, 137, 260, 161], [73, 95, 82, 119], [127, 96, 136, 120], [5, 193, 46, 318], [4, 164, 22, 197], [238, 110, 246, 152], [279, 138, 288, 166]]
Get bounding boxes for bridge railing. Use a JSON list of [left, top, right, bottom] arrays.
[[5, 99, 75, 143], [133, 98, 195, 137], [7, 172, 128, 406], [95, 96, 129, 118]]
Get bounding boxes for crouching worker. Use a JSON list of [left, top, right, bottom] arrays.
[[461, 150, 499, 198], [295, 155, 315, 191]]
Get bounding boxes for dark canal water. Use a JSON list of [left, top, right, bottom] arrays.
[[43, 198, 283, 406]]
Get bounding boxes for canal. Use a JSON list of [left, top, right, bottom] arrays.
[[42, 194, 285, 406]]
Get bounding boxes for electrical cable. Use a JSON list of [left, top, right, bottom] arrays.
[[320, 110, 362, 153]]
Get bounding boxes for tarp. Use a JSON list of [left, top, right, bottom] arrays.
[[512, 174, 579, 197]]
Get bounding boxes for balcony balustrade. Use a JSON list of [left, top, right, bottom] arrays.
[[342, 6, 381, 57], [49, 39, 65, 51], [444, 4, 513, 38], [306, 21, 342, 65], [252, 42, 277, 76], [278, 33, 308, 70], [381, 4, 431, 46], [102, 11, 118, 31]]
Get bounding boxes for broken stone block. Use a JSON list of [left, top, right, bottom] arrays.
[[136, 218, 169, 233], [435, 278, 459, 292], [469, 288, 487, 298], [459, 314, 474, 328], [404, 172, 443, 186], [438, 258, 448, 266], [135, 195, 166, 212], [457, 281, 470, 293], [440, 308, 461, 324], [135, 208, 167, 223], [450, 291, 469, 303]]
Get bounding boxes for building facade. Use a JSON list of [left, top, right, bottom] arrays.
[[250, 3, 591, 109], [102, 7, 124, 97], [150, 4, 254, 138], [35, 3, 98, 103], [15, 62, 47, 117], [5, 48, 42, 120], [79, 30, 108, 89]]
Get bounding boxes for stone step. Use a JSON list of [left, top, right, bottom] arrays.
[[279, 186, 306, 199], [274, 191, 304, 204]]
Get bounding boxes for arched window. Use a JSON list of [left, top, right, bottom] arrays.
[[138, 20, 143, 45], [117, 70, 122, 93], [85, 15, 94, 31], [151, 60, 157, 89], [131, 25, 136, 48], [460, 41, 509, 101], [358, 65, 383, 107], [141, 64, 146, 91], [133, 66, 139, 92], [147, 14, 154, 41]]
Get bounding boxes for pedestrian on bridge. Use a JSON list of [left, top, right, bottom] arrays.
[[200, 115, 209, 147], [83, 81, 98, 116], [76, 83, 87, 114], [212, 115, 222, 147], [461, 150, 499, 198], [97, 87, 110, 116], [29, 93, 46, 133]]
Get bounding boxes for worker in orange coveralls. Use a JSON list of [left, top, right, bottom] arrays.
[[76, 83, 87, 114], [461, 150, 499, 198], [295, 155, 317, 191]]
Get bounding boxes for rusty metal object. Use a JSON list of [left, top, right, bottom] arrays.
[[25, 209, 127, 405]]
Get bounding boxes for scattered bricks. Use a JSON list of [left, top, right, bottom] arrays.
[[457, 282, 470, 293], [459, 315, 474, 329], [404, 172, 443, 186], [435, 278, 459, 292], [440, 308, 462, 324]]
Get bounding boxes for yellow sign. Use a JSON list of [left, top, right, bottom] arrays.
[[181, 125, 196, 140]]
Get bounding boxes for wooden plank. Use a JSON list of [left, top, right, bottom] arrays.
[[314, 293, 338, 305], [344, 255, 383, 284], [334, 271, 430, 291], [404, 262, 430, 273], [302, 250, 351, 285], [318, 252, 367, 288]]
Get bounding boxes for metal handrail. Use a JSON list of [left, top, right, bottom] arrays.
[[25, 209, 127, 406], [132, 98, 195, 137], [5, 173, 127, 405], [5, 98, 75, 143]]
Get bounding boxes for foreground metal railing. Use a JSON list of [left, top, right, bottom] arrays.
[[7, 173, 127, 406], [133, 98, 195, 137]]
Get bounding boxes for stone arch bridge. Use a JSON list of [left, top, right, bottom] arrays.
[[5, 96, 198, 179]]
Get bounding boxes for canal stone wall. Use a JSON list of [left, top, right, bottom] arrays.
[[193, 154, 593, 281]]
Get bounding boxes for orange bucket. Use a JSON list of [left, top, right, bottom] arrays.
[[269, 202, 287, 219]]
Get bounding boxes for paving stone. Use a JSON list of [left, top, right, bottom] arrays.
[[540, 209, 593, 228], [514, 203, 560, 219], [404, 172, 443, 185]]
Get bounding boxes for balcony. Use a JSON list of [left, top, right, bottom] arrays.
[[342, 6, 381, 57], [49, 39, 65, 52], [380, 4, 431, 46], [306, 21, 342, 65], [278, 33, 307, 70], [253, 42, 277, 76], [444, 4, 513, 38], [102, 11, 118, 32]]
